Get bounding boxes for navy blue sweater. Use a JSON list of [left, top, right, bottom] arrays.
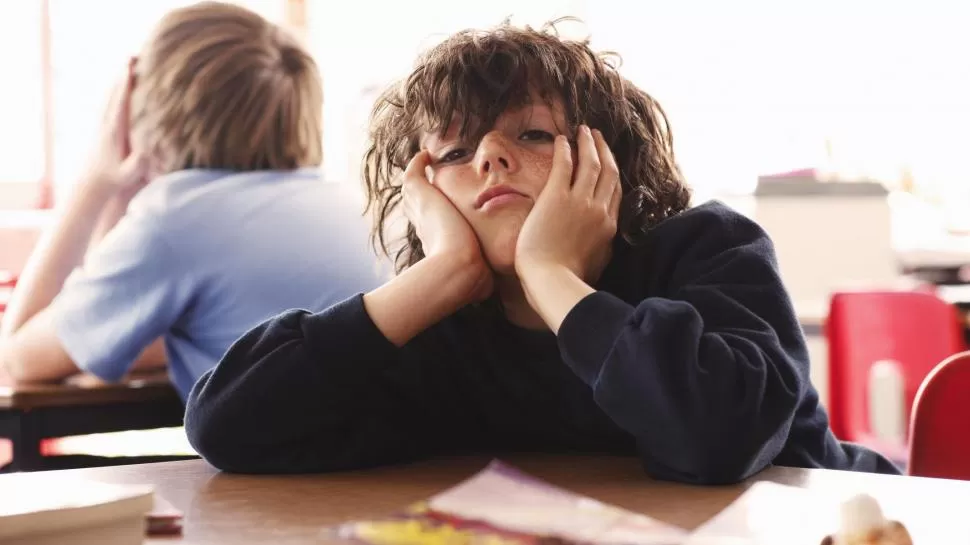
[[184, 201, 899, 483]]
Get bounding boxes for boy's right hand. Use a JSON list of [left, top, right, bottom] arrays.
[[85, 57, 149, 194], [362, 151, 493, 346], [401, 151, 494, 303]]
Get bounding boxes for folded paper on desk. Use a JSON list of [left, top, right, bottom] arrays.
[[332, 460, 689, 545], [330, 461, 868, 545], [0, 475, 183, 545]]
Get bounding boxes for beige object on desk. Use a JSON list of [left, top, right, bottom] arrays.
[[821, 493, 914, 545], [0, 476, 153, 545], [685, 483, 915, 545]]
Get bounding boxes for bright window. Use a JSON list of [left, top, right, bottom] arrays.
[[0, 1, 46, 209], [3, 0, 968, 229], [585, 2, 970, 204]]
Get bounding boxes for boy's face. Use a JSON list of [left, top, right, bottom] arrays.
[[420, 99, 570, 276]]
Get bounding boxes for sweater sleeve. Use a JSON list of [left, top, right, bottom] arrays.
[[184, 294, 446, 474], [556, 210, 810, 485]]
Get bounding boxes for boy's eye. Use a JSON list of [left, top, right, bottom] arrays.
[[439, 148, 471, 163], [520, 130, 554, 142]]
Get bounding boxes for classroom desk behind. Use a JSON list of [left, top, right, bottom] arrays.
[[0, 371, 185, 471], [10, 454, 970, 544]]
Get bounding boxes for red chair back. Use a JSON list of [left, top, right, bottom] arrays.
[[908, 351, 970, 480], [826, 290, 966, 445]]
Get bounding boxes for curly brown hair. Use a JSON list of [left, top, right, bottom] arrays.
[[363, 18, 691, 273]]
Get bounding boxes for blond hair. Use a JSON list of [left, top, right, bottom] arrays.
[[132, 1, 322, 173]]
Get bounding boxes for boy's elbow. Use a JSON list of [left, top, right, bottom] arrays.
[[184, 390, 246, 472], [185, 414, 327, 475], [689, 409, 794, 484], [1, 356, 29, 385], [689, 447, 774, 485], [184, 382, 291, 474], [694, 359, 800, 483], [0, 327, 82, 385], [188, 441, 247, 474], [184, 406, 250, 473], [647, 406, 793, 485], [0, 340, 41, 385], [644, 446, 772, 486]]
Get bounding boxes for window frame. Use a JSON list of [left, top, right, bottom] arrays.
[[0, 0, 54, 210]]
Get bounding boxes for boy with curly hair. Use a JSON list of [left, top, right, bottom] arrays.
[[185, 19, 898, 483]]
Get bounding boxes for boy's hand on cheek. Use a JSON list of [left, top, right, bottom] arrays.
[[515, 126, 621, 286], [363, 151, 494, 347], [402, 151, 494, 305]]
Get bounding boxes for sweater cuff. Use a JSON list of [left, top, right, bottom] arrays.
[[301, 293, 400, 365], [557, 291, 636, 385]]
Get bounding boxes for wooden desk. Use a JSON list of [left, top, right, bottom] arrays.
[[17, 455, 970, 544], [0, 372, 185, 472]]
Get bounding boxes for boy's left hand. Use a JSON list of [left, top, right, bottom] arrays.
[[515, 125, 621, 285]]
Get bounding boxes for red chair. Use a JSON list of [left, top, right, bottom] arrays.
[[908, 351, 970, 480], [826, 290, 966, 464]]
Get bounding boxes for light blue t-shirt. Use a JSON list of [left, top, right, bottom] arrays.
[[50, 169, 385, 401]]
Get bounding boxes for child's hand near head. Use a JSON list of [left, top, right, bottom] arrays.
[[511, 125, 622, 333], [85, 57, 150, 195], [401, 150, 494, 305], [515, 126, 621, 287]]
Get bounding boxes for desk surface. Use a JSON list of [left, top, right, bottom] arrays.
[[11, 455, 970, 544], [0, 372, 178, 410]]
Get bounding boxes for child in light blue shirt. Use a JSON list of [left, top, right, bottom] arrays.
[[0, 3, 381, 400], [50, 168, 380, 400]]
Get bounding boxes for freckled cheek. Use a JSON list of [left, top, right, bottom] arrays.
[[521, 152, 555, 196]]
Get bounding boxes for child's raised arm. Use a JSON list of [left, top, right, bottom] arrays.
[[552, 204, 897, 484]]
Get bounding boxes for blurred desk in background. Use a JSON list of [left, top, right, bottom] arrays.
[[900, 243, 970, 286], [0, 370, 187, 472]]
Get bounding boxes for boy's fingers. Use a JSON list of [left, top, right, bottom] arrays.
[[547, 135, 573, 192]]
